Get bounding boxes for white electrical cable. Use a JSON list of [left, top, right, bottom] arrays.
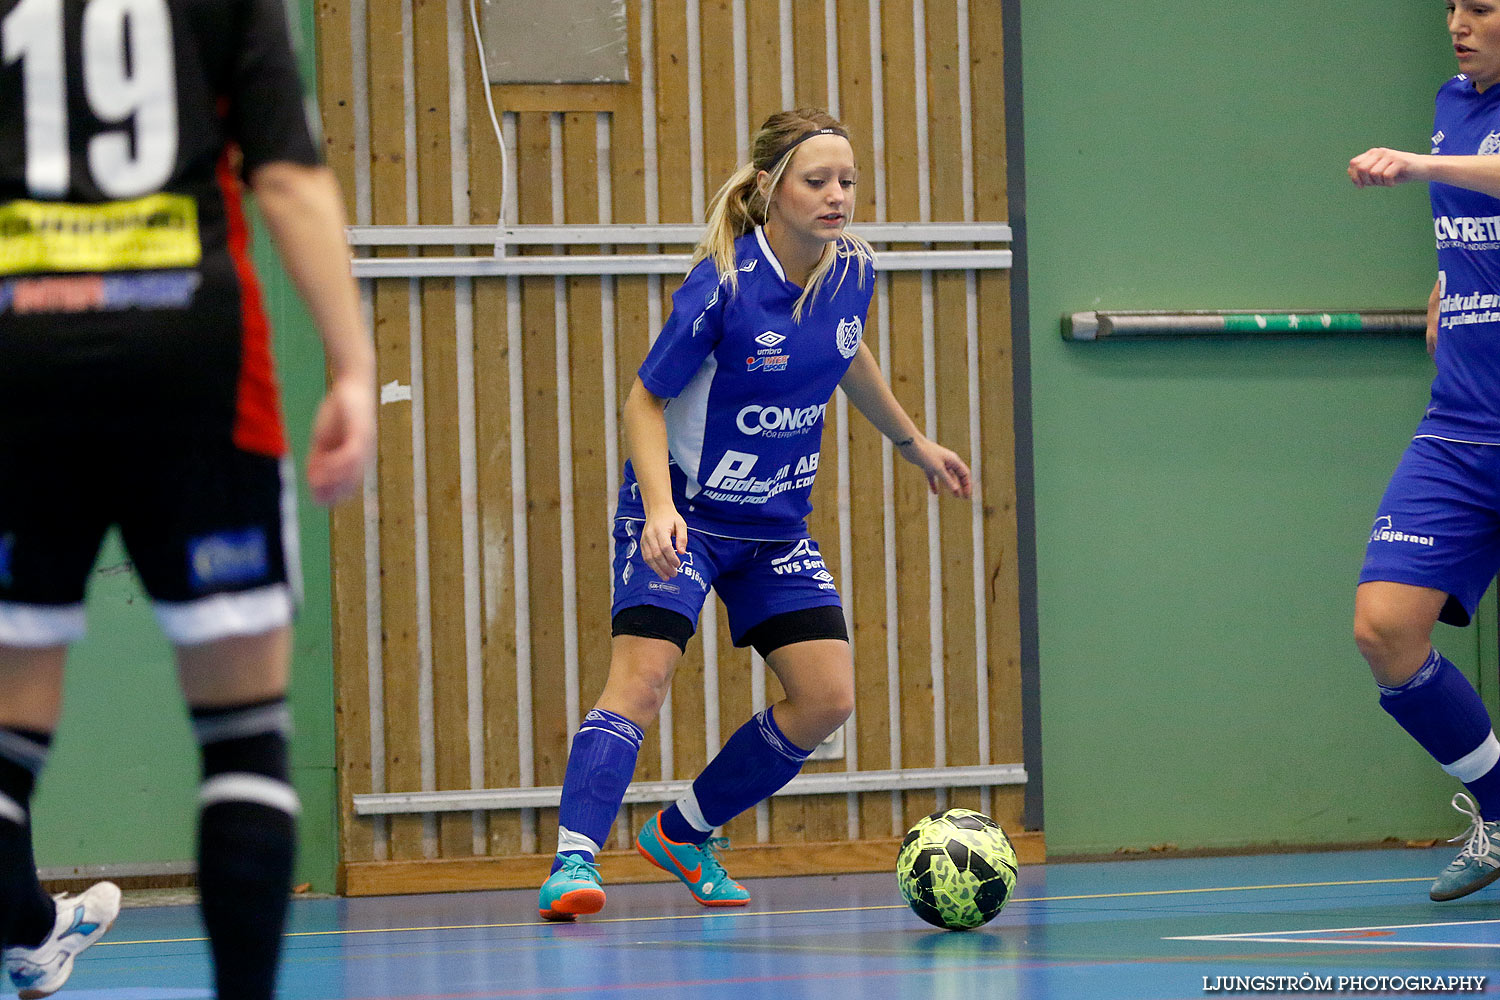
[[468, 0, 510, 232]]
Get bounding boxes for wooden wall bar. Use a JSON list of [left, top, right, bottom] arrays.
[[316, 0, 1032, 894]]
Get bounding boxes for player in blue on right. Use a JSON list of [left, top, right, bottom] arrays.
[[1349, 0, 1500, 902], [537, 108, 973, 920]]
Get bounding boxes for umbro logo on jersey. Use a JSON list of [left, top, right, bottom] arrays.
[[755, 331, 786, 347], [1433, 130, 1446, 153]]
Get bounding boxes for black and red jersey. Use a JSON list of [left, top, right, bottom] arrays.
[[0, 0, 321, 455]]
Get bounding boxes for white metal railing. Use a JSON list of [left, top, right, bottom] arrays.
[[353, 764, 1028, 816], [347, 223, 1013, 278]]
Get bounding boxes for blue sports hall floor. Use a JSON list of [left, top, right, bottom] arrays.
[[66, 847, 1497, 999]]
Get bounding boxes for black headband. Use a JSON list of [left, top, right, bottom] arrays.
[[767, 127, 850, 170]]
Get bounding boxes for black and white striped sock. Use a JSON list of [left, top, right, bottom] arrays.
[[191, 698, 298, 1000]]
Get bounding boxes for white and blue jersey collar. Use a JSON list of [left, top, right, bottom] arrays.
[[753, 225, 797, 289]]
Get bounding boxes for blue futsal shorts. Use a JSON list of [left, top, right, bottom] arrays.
[[610, 518, 843, 644], [1359, 435, 1500, 626]]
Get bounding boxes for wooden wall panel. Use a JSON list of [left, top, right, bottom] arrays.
[[877, 1, 938, 831], [563, 113, 613, 785], [319, 0, 1031, 881], [316, 0, 377, 874], [745, 1, 783, 127], [926, 0, 980, 818], [970, 0, 1024, 832], [517, 113, 565, 854]]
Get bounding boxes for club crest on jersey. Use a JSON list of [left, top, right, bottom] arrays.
[[1480, 131, 1500, 156], [835, 316, 863, 358]]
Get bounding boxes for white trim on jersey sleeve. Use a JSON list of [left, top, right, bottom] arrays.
[[667, 353, 719, 498]]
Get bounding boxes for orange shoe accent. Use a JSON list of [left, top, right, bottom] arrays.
[[539, 885, 606, 922]]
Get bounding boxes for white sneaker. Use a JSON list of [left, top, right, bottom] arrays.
[[3, 882, 121, 999], [1430, 793, 1500, 902]]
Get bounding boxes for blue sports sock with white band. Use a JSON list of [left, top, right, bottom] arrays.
[[554, 709, 645, 871], [1380, 648, 1500, 821], [660, 707, 812, 845]]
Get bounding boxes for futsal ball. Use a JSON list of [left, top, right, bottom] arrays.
[[896, 808, 1018, 930]]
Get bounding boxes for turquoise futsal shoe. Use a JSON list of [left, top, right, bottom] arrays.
[[1430, 793, 1500, 902], [538, 855, 606, 921], [636, 811, 750, 907]]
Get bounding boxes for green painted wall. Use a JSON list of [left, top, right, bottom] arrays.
[[1021, 5, 1499, 854], [30, 0, 338, 891]]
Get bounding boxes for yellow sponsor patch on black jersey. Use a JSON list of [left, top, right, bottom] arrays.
[[0, 194, 202, 276]]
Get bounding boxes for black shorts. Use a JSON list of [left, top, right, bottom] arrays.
[[0, 429, 298, 646]]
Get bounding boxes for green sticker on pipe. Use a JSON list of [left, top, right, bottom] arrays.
[[1222, 312, 1365, 333]]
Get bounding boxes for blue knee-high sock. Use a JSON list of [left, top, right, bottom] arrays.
[[553, 709, 644, 871], [660, 707, 812, 845], [1380, 648, 1500, 821]]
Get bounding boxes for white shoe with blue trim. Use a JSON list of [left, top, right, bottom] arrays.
[[3, 881, 121, 998]]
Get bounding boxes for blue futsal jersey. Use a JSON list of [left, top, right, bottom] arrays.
[[1423, 74, 1500, 444], [616, 227, 875, 540]]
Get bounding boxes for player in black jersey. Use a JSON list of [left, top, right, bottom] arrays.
[[0, 1, 375, 996]]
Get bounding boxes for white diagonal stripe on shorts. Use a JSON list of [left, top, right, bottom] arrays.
[[199, 773, 301, 816]]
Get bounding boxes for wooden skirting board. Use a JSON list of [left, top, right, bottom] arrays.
[[341, 831, 1045, 897]]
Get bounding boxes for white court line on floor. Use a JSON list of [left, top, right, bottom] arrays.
[[1167, 917, 1500, 949]]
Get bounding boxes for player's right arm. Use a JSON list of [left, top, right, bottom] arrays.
[[1428, 277, 1442, 357], [1349, 147, 1500, 198], [623, 377, 687, 580], [249, 161, 376, 507]]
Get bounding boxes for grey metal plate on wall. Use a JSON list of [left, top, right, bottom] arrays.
[[480, 0, 629, 84]]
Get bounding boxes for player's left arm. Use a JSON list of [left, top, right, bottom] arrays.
[[839, 342, 972, 499], [250, 161, 376, 506], [1349, 147, 1500, 198]]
